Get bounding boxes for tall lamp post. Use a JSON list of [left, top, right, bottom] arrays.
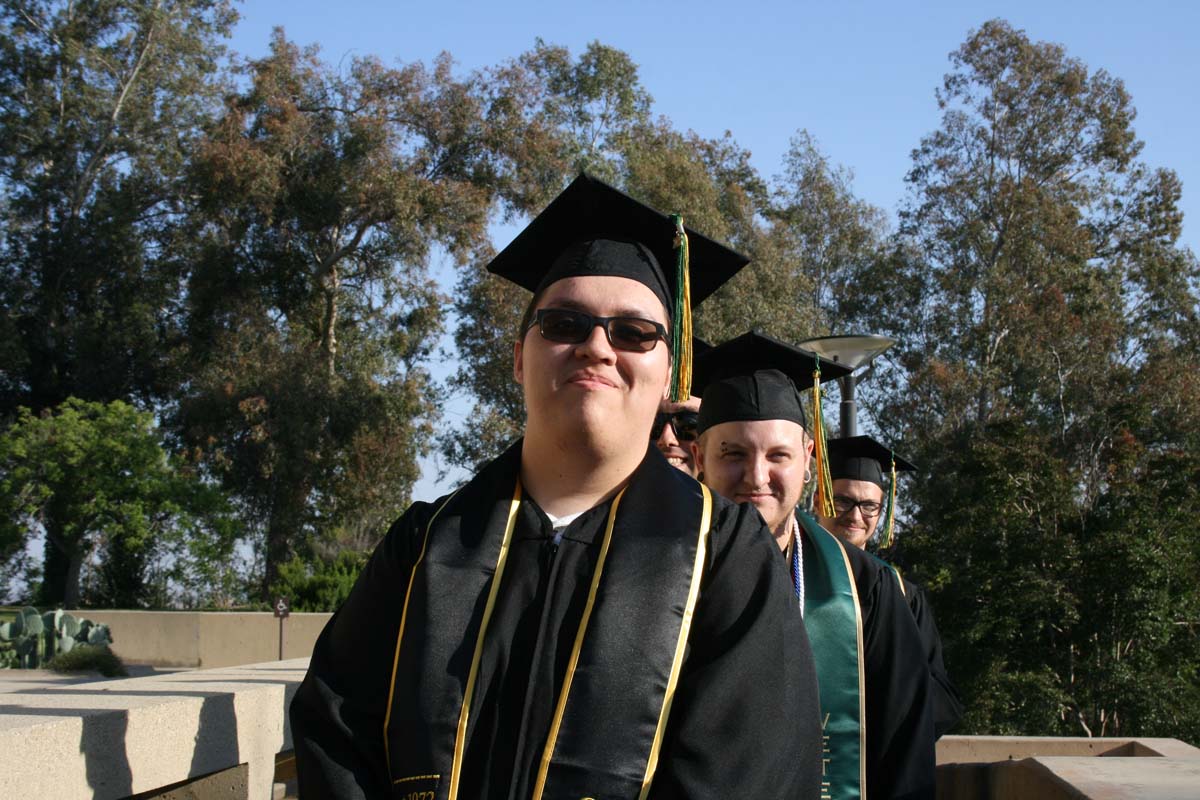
[[797, 334, 896, 437]]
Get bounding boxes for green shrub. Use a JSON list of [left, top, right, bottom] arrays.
[[46, 644, 127, 677], [269, 550, 369, 612]]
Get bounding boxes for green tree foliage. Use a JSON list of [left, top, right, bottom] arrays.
[[442, 43, 886, 472], [864, 20, 1200, 740], [0, 0, 237, 600], [178, 31, 558, 596], [0, 0, 237, 415], [0, 398, 240, 608], [442, 40, 656, 472], [768, 131, 890, 335], [269, 550, 368, 612]]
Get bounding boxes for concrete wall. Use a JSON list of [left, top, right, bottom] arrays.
[[74, 610, 332, 668], [0, 659, 307, 799], [936, 735, 1200, 800], [2, 660, 1198, 800]]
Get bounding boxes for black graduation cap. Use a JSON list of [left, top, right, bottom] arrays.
[[827, 435, 917, 547], [486, 173, 749, 314], [693, 330, 851, 434], [827, 435, 917, 487], [487, 173, 749, 401]]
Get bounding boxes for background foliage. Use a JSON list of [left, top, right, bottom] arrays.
[[0, 5, 1196, 741]]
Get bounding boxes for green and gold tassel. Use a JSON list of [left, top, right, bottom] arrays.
[[811, 365, 835, 518], [668, 214, 692, 403], [881, 452, 898, 548]]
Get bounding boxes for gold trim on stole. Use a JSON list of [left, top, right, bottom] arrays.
[[384, 487, 463, 778], [639, 484, 713, 799], [447, 480, 523, 799], [530, 487, 629, 800], [835, 536, 869, 799]]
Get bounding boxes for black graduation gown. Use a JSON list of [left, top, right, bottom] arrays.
[[291, 442, 823, 799], [900, 578, 963, 739], [799, 528, 937, 800]]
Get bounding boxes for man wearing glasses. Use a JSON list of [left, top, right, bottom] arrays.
[[653, 397, 701, 477], [818, 436, 964, 738], [691, 331, 936, 800], [291, 175, 823, 799]]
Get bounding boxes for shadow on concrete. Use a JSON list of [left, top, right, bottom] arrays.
[[0, 704, 133, 798], [2, 690, 248, 797], [188, 692, 241, 782]]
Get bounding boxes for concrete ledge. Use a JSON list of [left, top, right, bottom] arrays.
[[78, 610, 331, 668], [937, 734, 1200, 764], [0, 658, 308, 799], [3, 662, 1197, 800], [936, 737, 1200, 800], [1022, 756, 1200, 800]]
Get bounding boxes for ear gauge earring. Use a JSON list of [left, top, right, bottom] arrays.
[[803, 466, 813, 484]]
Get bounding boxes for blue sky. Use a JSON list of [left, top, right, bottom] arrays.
[[229, 0, 1198, 247], [227, 0, 1200, 500]]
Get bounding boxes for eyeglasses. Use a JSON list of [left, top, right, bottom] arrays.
[[527, 308, 668, 353], [832, 496, 883, 518], [650, 411, 700, 442]]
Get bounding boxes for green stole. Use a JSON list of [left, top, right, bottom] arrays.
[[798, 511, 866, 800], [384, 443, 713, 800]]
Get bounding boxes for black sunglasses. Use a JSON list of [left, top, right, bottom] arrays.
[[527, 308, 668, 353], [650, 411, 700, 441]]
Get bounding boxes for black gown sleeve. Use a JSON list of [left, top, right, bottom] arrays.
[[905, 582, 964, 738], [290, 501, 437, 799], [650, 501, 823, 800], [859, 559, 937, 800]]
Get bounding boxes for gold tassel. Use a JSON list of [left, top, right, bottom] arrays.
[[883, 454, 898, 548], [669, 215, 692, 402], [811, 367, 835, 518]]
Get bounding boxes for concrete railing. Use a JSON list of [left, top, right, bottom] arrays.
[[1, 656, 1197, 799], [937, 734, 1200, 799], [78, 610, 332, 668], [0, 659, 307, 799]]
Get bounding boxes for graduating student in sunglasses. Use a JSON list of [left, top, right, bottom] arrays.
[[653, 397, 701, 477], [691, 331, 936, 800], [651, 341, 710, 477], [291, 174, 823, 799], [818, 436, 964, 738]]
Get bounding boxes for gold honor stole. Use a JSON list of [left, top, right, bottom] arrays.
[[384, 452, 712, 800], [798, 511, 866, 800]]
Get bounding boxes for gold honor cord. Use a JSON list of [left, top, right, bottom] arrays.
[[447, 480, 523, 800], [531, 487, 629, 800], [835, 537, 869, 798], [639, 485, 714, 799], [384, 487, 463, 778]]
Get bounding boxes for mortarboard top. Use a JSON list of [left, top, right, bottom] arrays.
[[694, 330, 852, 434], [485, 173, 749, 316], [827, 435, 917, 487]]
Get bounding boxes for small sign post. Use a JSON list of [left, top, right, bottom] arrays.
[[274, 597, 290, 660]]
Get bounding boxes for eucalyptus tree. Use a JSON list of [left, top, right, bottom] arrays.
[[178, 31, 556, 595], [0, 0, 237, 601], [862, 19, 1200, 738]]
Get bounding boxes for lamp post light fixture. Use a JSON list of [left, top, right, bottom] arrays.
[[797, 334, 896, 438]]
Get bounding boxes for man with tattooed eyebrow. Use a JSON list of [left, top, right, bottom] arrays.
[[692, 330, 936, 800]]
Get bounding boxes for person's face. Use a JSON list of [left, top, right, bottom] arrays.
[[818, 478, 885, 549], [514, 275, 670, 448], [654, 396, 701, 476], [696, 419, 812, 539]]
